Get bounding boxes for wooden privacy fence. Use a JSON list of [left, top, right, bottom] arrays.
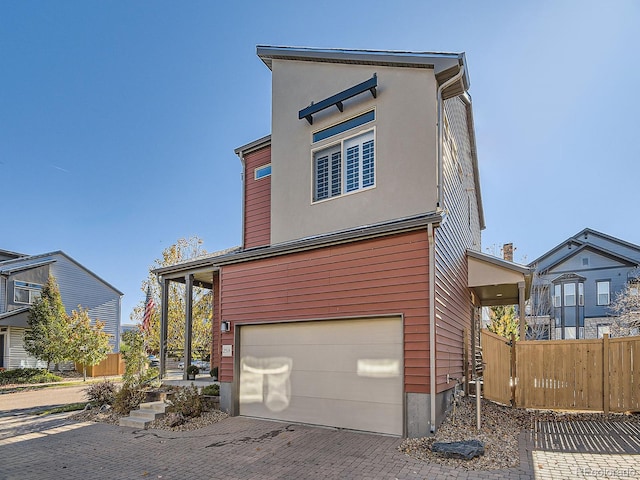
[[481, 330, 513, 406], [482, 330, 640, 413], [76, 353, 124, 377]]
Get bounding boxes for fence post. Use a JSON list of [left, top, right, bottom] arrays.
[[603, 333, 610, 414], [510, 333, 517, 407]]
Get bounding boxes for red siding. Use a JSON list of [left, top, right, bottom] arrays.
[[211, 272, 221, 371], [218, 230, 431, 393], [243, 146, 271, 248]]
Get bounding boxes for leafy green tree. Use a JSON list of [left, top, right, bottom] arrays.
[[68, 306, 113, 381], [488, 305, 520, 341], [24, 275, 71, 370], [130, 237, 213, 360], [120, 330, 157, 387]]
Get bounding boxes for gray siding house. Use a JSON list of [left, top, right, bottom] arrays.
[[0, 250, 122, 369], [528, 229, 640, 339]]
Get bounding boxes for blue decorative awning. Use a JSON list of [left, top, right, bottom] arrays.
[[298, 74, 377, 125]]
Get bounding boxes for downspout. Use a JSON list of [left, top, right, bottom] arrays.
[[428, 223, 437, 433], [436, 63, 466, 209], [238, 153, 246, 250], [432, 61, 465, 433]]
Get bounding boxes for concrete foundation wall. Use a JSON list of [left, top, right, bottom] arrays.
[[219, 381, 234, 415], [406, 389, 456, 438]]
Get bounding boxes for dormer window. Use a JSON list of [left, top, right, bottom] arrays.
[[14, 281, 42, 304], [313, 130, 375, 202]]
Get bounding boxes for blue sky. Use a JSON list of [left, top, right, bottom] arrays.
[[2, 1, 639, 324]]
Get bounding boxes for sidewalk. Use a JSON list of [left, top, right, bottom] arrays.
[[160, 369, 217, 388]]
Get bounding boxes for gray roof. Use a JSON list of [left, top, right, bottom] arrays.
[[0, 307, 30, 328], [0, 251, 123, 296], [529, 228, 640, 267], [0, 248, 26, 259]]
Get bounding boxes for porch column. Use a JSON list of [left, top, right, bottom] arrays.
[[159, 277, 169, 378], [518, 281, 526, 340], [183, 273, 194, 381]]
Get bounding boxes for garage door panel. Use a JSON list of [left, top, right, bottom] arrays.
[[241, 395, 401, 435], [241, 320, 401, 346], [242, 343, 401, 374], [290, 371, 402, 404], [239, 317, 403, 435]]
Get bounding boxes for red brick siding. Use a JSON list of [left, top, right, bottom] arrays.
[[218, 230, 431, 393], [243, 146, 271, 248]]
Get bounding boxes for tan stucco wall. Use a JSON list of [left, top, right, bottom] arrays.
[[270, 59, 439, 245]]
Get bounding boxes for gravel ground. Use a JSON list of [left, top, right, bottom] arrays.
[[399, 396, 531, 470], [70, 402, 228, 431], [399, 396, 640, 471]]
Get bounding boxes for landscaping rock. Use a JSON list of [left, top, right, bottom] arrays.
[[165, 412, 185, 427], [432, 439, 485, 459]]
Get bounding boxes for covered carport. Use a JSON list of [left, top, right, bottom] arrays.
[[466, 249, 532, 428], [467, 249, 532, 339]]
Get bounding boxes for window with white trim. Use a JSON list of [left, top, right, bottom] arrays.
[[597, 280, 610, 306], [553, 284, 562, 308], [564, 283, 576, 307], [313, 130, 375, 202], [14, 281, 42, 304], [254, 164, 271, 180]]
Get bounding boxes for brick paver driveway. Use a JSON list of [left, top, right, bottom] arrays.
[[1, 414, 534, 480], [531, 419, 640, 480]]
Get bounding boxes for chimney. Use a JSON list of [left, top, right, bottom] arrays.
[[503, 243, 514, 262]]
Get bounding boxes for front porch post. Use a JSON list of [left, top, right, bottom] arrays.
[[159, 277, 169, 378], [183, 273, 194, 381], [518, 281, 526, 340]]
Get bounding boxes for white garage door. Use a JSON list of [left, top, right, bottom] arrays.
[[238, 317, 403, 435]]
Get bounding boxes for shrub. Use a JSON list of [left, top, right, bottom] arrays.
[[186, 364, 199, 376], [168, 384, 203, 418], [210, 366, 218, 378], [0, 368, 62, 385], [84, 380, 117, 406], [201, 384, 219, 396], [113, 384, 146, 415]]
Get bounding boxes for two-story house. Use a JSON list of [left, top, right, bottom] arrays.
[[153, 46, 531, 437], [0, 249, 123, 369], [527, 228, 640, 340]]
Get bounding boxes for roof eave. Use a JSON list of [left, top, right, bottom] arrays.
[[257, 45, 466, 77], [234, 135, 272, 160]]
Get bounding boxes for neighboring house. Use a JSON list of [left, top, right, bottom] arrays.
[[0, 250, 123, 369], [154, 46, 530, 437], [527, 228, 640, 340]]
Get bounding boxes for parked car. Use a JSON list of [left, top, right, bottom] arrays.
[[178, 359, 209, 371], [148, 355, 160, 368]]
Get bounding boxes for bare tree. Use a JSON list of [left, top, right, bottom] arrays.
[[525, 268, 552, 340], [608, 271, 640, 337]]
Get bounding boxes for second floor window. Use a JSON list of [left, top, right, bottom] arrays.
[[14, 281, 42, 304], [313, 130, 375, 202], [597, 280, 610, 305]]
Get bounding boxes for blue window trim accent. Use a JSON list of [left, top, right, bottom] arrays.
[[313, 110, 375, 143], [254, 164, 271, 180]]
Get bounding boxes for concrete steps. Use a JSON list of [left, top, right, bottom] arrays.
[[119, 401, 167, 429]]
